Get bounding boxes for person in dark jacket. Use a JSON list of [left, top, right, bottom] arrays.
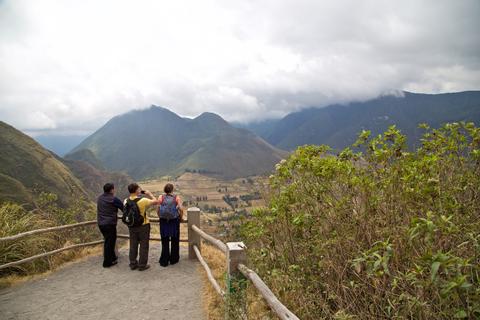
[[97, 183, 124, 268]]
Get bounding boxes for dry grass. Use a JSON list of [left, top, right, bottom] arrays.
[[0, 201, 133, 288], [0, 242, 114, 289], [198, 243, 274, 320], [198, 244, 226, 319]]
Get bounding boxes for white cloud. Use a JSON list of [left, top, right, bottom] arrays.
[[0, 0, 479, 134]]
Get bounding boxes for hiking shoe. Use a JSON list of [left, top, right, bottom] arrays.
[[130, 265, 138, 270], [103, 260, 118, 268], [138, 265, 150, 271], [159, 260, 168, 267]]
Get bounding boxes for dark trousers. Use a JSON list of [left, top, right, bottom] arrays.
[[128, 223, 150, 267], [98, 224, 117, 267], [159, 236, 180, 266]]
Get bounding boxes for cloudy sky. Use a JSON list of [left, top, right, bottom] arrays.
[[1, 0, 479, 136]]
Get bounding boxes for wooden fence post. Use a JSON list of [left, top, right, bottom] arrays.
[[188, 207, 201, 260], [226, 241, 247, 318]]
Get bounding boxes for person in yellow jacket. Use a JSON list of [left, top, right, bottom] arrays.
[[125, 183, 161, 271]]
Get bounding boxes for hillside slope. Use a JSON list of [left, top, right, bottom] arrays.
[[61, 157, 132, 200], [0, 121, 88, 207], [245, 91, 480, 150], [69, 106, 287, 179]]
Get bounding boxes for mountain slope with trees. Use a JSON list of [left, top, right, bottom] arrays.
[[243, 91, 480, 151]]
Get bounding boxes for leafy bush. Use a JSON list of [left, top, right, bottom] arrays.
[[241, 122, 480, 319]]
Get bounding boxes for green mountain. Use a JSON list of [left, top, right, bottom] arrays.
[[244, 91, 480, 151], [0, 121, 133, 207], [68, 106, 288, 179], [0, 121, 89, 207], [64, 149, 106, 171]]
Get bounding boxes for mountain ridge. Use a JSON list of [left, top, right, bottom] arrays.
[[240, 90, 480, 150], [68, 106, 288, 179]]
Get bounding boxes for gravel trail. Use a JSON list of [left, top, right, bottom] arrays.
[[0, 244, 205, 320]]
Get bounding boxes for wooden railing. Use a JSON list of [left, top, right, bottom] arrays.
[[0, 207, 299, 319], [187, 207, 300, 320], [0, 215, 188, 271]]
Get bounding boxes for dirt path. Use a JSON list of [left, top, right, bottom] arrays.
[[0, 244, 205, 320]]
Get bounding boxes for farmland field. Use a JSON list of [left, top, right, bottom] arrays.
[[140, 172, 267, 237]]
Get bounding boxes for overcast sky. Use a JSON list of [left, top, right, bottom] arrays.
[[1, 0, 479, 136]]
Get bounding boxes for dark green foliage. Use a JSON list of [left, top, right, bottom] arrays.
[[241, 122, 480, 319], [68, 106, 288, 179], [239, 192, 261, 202], [246, 91, 480, 151]]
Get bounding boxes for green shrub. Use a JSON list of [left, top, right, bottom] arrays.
[[241, 122, 480, 319]]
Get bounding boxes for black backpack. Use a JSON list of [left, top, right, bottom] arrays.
[[122, 198, 144, 227]]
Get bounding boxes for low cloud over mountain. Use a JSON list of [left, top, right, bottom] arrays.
[[1, 0, 479, 136]]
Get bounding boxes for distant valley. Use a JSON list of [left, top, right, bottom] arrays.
[[35, 134, 88, 157]]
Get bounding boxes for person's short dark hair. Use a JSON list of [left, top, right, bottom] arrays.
[[164, 183, 174, 194], [103, 183, 114, 193], [128, 183, 140, 194]]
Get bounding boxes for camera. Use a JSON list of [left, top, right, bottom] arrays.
[[140, 190, 146, 194]]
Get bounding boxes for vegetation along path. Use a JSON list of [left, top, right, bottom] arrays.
[[0, 244, 204, 320]]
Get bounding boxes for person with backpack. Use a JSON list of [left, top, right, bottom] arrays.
[[97, 183, 124, 268], [157, 183, 184, 267], [123, 183, 161, 271]]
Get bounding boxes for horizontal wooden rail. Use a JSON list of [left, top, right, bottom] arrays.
[[191, 225, 227, 254], [148, 217, 188, 224], [0, 240, 104, 271], [194, 245, 225, 297], [238, 264, 299, 320], [0, 220, 97, 242], [119, 216, 188, 223], [117, 234, 188, 242], [0, 219, 189, 243]]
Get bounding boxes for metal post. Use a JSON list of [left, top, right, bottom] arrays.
[[226, 241, 247, 319], [188, 207, 201, 259]]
